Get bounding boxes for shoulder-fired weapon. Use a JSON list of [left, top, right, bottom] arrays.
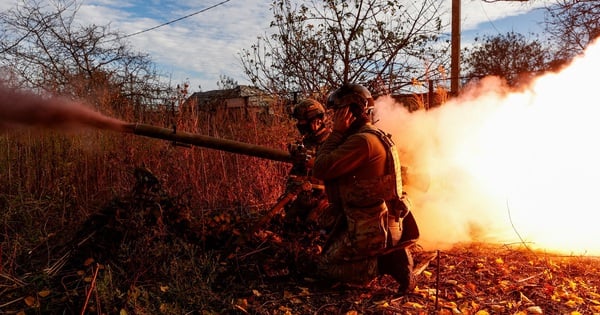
[[123, 123, 292, 163]]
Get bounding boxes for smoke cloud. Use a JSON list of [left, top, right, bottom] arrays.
[[375, 37, 600, 255], [0, 84, 127, 132]]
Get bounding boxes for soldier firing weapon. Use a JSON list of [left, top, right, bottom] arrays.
[[122, 98, 332, 247], [122, 97, 427, 247]]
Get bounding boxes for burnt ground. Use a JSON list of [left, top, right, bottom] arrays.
[[2, 172, 600, 314]]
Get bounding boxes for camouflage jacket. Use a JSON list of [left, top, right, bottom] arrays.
[[313, 123, 402, 209]]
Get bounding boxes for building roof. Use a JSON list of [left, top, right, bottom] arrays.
[[188, 85, 266, 102]]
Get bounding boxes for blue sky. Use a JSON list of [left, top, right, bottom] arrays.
[[0, 0, 556, 92]]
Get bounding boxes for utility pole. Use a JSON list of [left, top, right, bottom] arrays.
[[451, 0, 461, 96], [450, 0, 527, 95]]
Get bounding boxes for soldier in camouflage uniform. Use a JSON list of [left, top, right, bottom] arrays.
[[312, 84, 420, 295], [283, 99, 332, 229]]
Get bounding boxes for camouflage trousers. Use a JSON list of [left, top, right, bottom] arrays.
[[314, 200, 388, 284], [314, 234, 379, 284]]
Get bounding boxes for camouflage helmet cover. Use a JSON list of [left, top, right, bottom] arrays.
[[292, 99, 326, 121]]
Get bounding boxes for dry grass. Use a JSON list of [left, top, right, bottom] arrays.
[[0, 102, 297, 314]]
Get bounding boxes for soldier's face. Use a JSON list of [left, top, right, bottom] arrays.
[[296, 119, 310, 135], [297, 115, 324, 135], [309, 117, 324, 132]]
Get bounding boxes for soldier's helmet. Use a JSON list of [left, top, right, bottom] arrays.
[[292, 99, 325, 122], [326, 83, 375, 113], [292, 99, 329, 142]]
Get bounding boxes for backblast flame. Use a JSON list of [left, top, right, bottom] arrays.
[[376, 37, 600, 256]]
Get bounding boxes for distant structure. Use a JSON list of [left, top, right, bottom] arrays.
[[182, 85, 447, 124], [183, 85, 276, 121]]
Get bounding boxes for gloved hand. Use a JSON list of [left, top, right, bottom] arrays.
[[288, 142, 310, 166]]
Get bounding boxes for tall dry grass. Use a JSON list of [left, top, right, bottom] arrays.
[[0, 96, 297, 308]]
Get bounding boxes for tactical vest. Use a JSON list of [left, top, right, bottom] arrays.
[[339, 125, 405, 216], [360, 126, 403, 199]]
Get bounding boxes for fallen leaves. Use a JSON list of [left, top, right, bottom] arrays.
[[216, 243, 598, 314], [23, 296, 36, 307], [5, 188, 600, 315], [404, 243, 600, 315]]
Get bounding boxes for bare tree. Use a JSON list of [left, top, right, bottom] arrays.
[[0, 0, 171, 116], [544, 0, 600, 62], [239, 0, 445, 98], [462, 32, 551, 87], [217, 74, 239, 90]]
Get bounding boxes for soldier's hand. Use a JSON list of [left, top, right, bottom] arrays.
[[288, 143, 309, 165], [332, 107, 354, 133]]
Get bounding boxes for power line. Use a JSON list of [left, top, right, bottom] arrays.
[[478, 0, 502, 34], [117, 0, 232, 40]]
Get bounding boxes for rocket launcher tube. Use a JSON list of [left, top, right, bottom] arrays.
[[124, 123, 292, 163]]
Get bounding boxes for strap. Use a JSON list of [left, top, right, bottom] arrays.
[[358, 126, 403, 200]]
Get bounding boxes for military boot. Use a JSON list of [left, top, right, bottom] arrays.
[[377, 248, 415, 295]]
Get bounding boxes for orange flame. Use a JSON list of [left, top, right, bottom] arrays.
[[376, 38, 600, 256]]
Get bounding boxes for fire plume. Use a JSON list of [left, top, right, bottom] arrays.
[[377, 38, 600, 256]]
